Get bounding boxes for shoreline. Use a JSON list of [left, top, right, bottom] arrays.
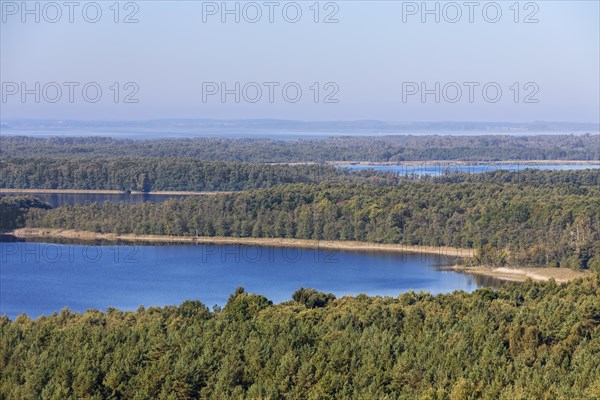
[[447, 265, 587, 283], [331, 160, 600, 166], [11, 228, 473, 258], [8, 228, 588, 283], [0, 189, 232, 196]]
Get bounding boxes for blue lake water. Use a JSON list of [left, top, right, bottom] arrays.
[[0, 242, 501, 319], [339, 163, 600, 177]]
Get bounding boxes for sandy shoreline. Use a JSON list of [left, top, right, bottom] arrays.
[[10, 228, 473, 257], [8, 228, 587, 283], [0, 189, 231, 196], [447, 265, 587, 283]]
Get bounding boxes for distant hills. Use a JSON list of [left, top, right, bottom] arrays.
[[1, 119, 598, 138]]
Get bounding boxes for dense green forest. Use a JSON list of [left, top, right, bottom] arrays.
[[2, 136, 599, 399], [21, 176, 600, 269], [435, 168, 600, 186], [0, 158, 386, 192], [2, 277, 599, 399], [0, 196, 51, 230], [2, 156, 599, 192], [2, 134, 598, 161]]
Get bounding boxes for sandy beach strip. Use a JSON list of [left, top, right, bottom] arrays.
[[447, 265, 587, 283], [10, 228, 473, 258], [9, 228, 588, 282]]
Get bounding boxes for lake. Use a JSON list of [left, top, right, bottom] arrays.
[[338, 163, 600, 177], [0, 241, 502, 319]]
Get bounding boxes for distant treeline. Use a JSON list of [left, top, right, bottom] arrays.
[[22, 179, 600, 269], [2, 157, 599, 193], [0, 158, 389, 192], [2, 278, 600, 399], [435, 168, 600, 186], [2, 134, 598, 161]]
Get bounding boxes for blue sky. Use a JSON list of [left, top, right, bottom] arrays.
[[1, 1, 599, 122]]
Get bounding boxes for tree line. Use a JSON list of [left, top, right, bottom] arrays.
[[1, 277, 599, 399], [434, 168, 600, 187], [2, 157, 599, 193], [0, 158, 388, 192], [21, 178, 600, 269], [3, 134, 598, 161]]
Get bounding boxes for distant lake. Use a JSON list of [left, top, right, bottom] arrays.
[[338, 163, 600, 177], [0, 241, 502, 319], [4, 162, 598, 206]]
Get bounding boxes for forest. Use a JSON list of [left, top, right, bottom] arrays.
[[2, 134, 598, 161], [1, 138, 599, 399], [0, 158, 377, 192], [2, 157, 599, 193], [18, 172, 600, 269], [1, 277, 599, 399], [0, 196, 51, 230], [435, 168, 600, 186]]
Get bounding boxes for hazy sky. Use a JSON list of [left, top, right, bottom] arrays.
[[1, 1, 599, 122]]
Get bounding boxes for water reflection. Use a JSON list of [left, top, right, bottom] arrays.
[[1, 240, 506, 319]]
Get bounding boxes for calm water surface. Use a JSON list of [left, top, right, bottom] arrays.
[[0, 241, 502, 319], [339, 163, 600, 176]]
